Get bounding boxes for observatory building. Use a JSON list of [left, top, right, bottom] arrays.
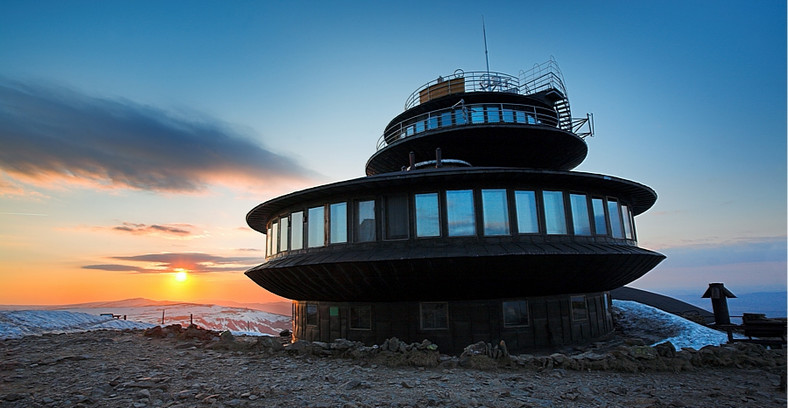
[[245, 60, 665, 354]]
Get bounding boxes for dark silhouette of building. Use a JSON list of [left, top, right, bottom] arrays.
[[245, 59, 665, 353]]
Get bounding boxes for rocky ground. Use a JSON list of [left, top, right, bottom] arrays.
[[1, 326, 785, 408]]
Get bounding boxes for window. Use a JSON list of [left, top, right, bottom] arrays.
[[279, 216, 289, 252], [307, 206, 325, 247], [454, 108, 467, 125], [266, 225, 272, 256], [515, 110, 526, 123], [440, 110, 453, 127], [502, 107, 515, 123], [607, 200, 624, 238], [621, 204, 634, 239], [515, 190, 539, 233], [427, 115, 438, 130], [291, 211, 304, 250], [329, 202, 347, 244], [542, 191, 567, 234], [502, 300, 529, 327], [415, 193, 440, 237], [350, 305, 372, 330], [486, 106, 500, 123], [306, 304, 318, 326], [569, 194, 591, 236], [385, 195, 409, 239], [446, 190, 476, 236], [591, 198, 607, 235], [271, 221, 279, 254], [571, 296, 587, 321], [470, 106, 485, 124], [355, 200, 375, 242], [420, 302, 448, 330], [482, 189, 510, 235]]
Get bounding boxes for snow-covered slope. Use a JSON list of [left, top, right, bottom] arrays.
[[0, 298, 292, 339], [613, 299, 729, 350], [0, 310, 154, 339]]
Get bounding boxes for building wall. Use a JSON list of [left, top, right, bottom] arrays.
[[292, 291, 612, 355]]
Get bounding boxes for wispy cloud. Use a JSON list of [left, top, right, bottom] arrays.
[[110, 222, 197, 238], [82, 252, 260, 274], [0, 79, 316, 194]]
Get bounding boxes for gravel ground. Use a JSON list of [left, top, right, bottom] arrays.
[[1, 330, 786, 407]]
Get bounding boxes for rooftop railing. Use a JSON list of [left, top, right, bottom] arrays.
[[404, 70, 520, 110], [377, 102, 560, 150]]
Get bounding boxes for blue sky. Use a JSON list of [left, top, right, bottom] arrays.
[[0, 1, 785, 304]]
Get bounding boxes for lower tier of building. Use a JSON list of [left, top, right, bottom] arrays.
[[292, 291, 612, 355]]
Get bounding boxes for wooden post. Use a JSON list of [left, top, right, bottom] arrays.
[[161, 309, 165, 325]]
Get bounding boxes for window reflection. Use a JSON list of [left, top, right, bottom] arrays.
[[415, 193, 440, 237], [470, 106, 485, 124], [385, 195, 409, 239], [570, 194, 591, 236], [271, 221, 279, 253], [486, 106, 500, 123], [291, 211, 304, 250], [607, 200, 624, 238], [543, 191, 567, 234], [454, 108, 467, 125], [446, 190, 476, 236], [514, 191, 539, 233], [591, 198, 607, 235], [307, 206, 325, 247], [279, 216, 289, 251], [482, 189, 509, 236], [330, 202, 347, 244], [356, 201, 375, 242], [266, 225, 272, 256], [622, 205, 634, 239], [503, 300, 529, 327]]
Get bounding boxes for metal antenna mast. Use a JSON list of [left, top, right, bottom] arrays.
[[482, 16, 490, 76]]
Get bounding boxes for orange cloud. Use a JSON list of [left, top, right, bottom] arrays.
[[83, 252, 261, 274]]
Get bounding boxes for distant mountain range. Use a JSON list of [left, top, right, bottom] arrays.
[[0, 298, 292, 336]]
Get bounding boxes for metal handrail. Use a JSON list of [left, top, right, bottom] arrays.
[[518, 57, 567, 97], [377, 102, 561, 150], [404, 70, 520, 110]]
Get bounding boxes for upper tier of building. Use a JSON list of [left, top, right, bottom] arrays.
[[365, 59, 594, 176]]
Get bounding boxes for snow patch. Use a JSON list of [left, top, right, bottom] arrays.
[[0, 310, 154, 339]]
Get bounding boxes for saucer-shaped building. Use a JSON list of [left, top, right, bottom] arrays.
[[246, 60, 665, 354]]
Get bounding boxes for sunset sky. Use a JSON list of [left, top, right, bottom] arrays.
[[1, 1, 785, 305]]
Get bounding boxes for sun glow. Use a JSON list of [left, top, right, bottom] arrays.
[[174, 269, 188, 282]]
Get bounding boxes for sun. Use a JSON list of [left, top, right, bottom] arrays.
[[174, 269, 188, 282]]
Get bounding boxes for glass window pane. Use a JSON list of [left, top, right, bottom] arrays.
[[271, 221, 279, 253], [608, 200, 624, 238], [420, 302, 448, 329], [440, 110, 452, 127], [503, 300, 529, 327], [415, 193, 440, 237], [350, 305, 372, 330], [385, 195, 409, 239], [515, 191, 539, 233], [427, 115, 438, 130], [446, 190, 476, 236], [356, 201, 375, 242], [415, 117, 425, 133], [470, 106, 485, 124], [482, 189, 510, 236], [502, 108, 515, 123], [455, 108, 467, 125], [266, 226, 272, 256], [329, 202, 347, 243], [570, 194, 591, 236], [591, 198, 607, 235], [291, 211, 304, 250], [622, 204, 634, 239], [279, 216, 289, 251], [515, 110, 526, 123], [306, 304, 317, 326], [486, 106, 500, 123], [571, 296, 587, 321], [307, 206, 325, 247], [543, 191, 567, 234]]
